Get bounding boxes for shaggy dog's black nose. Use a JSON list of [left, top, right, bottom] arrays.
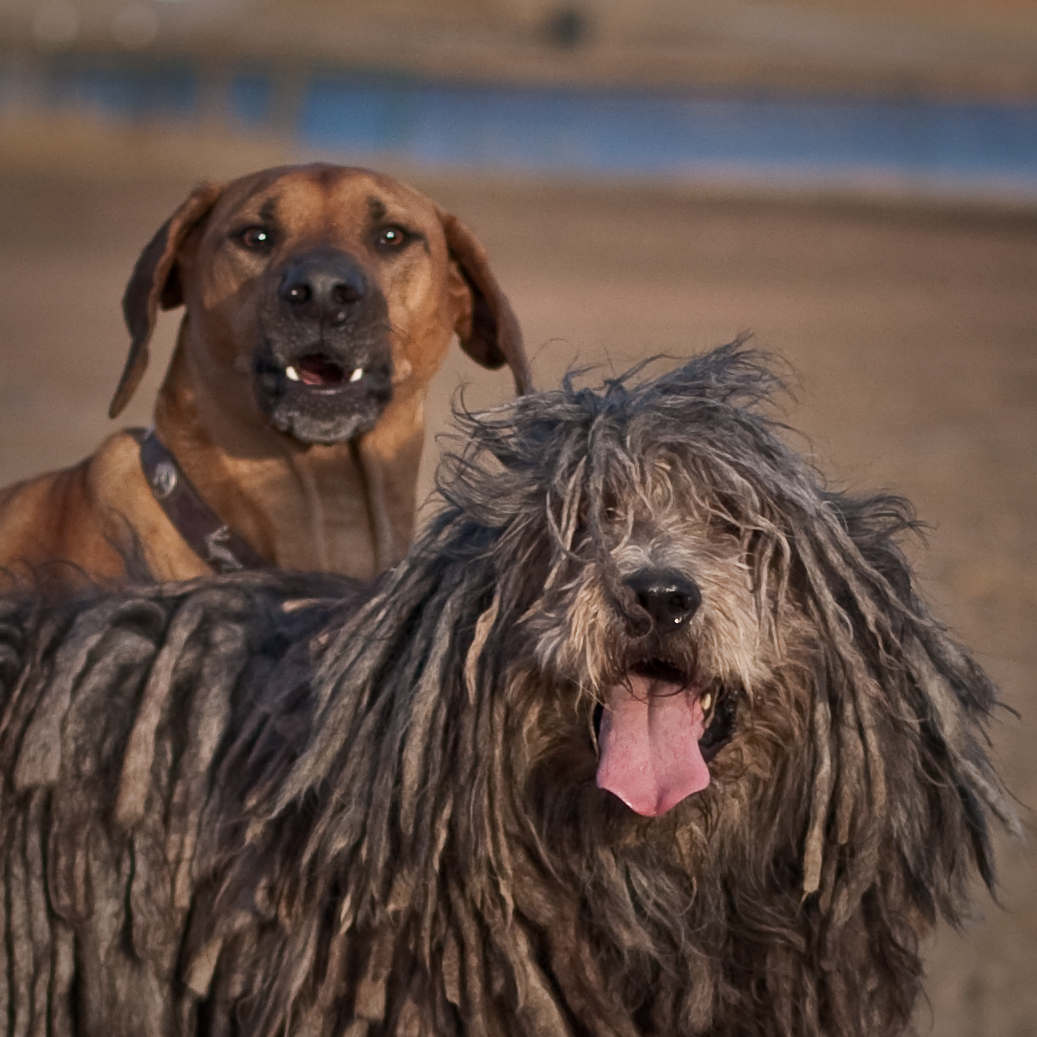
[[624, 569, 702, 631], [278, 251, 367, 323]]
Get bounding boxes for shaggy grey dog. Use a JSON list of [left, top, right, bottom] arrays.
[[0, 344, 1015, 1036]]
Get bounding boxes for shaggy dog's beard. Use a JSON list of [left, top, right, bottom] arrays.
[[507, 631, 816, 1033]]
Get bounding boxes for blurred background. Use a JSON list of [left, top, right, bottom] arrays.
[[0, 2, 1034, 1033]]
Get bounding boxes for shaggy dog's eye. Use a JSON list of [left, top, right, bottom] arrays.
[[235, 226, 276, 252]]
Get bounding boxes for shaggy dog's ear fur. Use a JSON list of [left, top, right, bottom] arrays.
[[781, 489, 1015, 1033]]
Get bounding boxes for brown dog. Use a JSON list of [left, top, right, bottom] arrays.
[[0, 164, 530, 586]]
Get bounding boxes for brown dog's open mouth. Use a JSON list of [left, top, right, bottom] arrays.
[[595, 658, 736, 817], [255, 349, 390, 397], [252, 345, 394, 444], [285, 354, 362, 391], [284, 354, 365, 389]]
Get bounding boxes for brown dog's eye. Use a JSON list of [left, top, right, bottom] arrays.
[[236, 226, 275, 252], [375, 225, 410, 250]]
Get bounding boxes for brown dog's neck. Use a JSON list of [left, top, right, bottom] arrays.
[[154, 350, 421, 581]]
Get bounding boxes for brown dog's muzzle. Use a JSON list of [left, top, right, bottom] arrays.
[[278, 248, 369, 322], [254, 246, 393, 445]]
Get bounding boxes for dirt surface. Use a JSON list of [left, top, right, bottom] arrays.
[[0, 158, 1033, 1034]]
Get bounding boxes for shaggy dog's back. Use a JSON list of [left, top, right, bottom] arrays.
[[0, 571, 357, 1036]]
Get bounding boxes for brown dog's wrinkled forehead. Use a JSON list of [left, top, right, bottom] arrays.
[[203, 163, 444, 245]]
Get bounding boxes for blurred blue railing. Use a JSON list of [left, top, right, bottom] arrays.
[[4, 53, 1037, 200]]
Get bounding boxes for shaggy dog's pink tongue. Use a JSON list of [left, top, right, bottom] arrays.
[[596, 676, 711, 816]]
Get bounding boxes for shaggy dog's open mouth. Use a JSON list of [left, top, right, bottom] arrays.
[[595, 657, 737, 816]]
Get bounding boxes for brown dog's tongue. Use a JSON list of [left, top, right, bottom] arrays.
[[596, 676, 711, 816]]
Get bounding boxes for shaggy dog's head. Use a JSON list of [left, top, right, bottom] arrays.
[[431, 345, 911, 849]]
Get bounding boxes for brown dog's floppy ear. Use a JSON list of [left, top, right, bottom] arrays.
[[109, 182, 223, 418], [437, 207, 532, 395]]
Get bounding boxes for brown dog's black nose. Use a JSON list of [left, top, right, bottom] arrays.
[[624, 569, 702, 631], [278, 251, 367, 323]]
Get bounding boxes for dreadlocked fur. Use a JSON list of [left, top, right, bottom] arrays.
[[0, 344, 1016, 1037]]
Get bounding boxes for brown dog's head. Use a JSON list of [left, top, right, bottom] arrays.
[[111, 164, 530, 444]]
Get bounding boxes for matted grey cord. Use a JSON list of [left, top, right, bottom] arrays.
[[0, 345, 1017, 1037]]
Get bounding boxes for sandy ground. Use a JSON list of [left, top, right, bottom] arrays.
[[0, 155, 1033, 1034]]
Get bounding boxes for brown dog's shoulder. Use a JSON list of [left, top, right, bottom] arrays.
[[0, 455, 110, 586], [0, 431, 211, 587]]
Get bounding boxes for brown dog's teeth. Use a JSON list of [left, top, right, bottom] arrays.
[[701, 691, 713, 714]]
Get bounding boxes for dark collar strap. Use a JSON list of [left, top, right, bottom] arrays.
[[138, 429, 267, 574]]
